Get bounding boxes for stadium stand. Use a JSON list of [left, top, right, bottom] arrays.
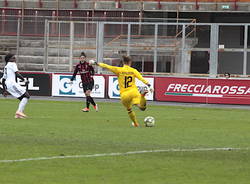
[[0, 0, 250, 74]]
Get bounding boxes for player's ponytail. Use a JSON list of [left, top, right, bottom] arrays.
[[122, 55, 132, 64], [80, 52, 86, 57]]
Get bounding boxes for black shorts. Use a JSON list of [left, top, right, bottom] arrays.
[[82, 80, 94, 93]]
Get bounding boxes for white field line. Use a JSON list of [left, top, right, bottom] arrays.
[[0, 147, 249, 163]]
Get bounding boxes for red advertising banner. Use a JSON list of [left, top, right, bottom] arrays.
[[155, 77, 250, 104]]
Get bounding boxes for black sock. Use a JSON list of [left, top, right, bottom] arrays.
[[87, 96, 96, 106], [86, 98, 90, 108]]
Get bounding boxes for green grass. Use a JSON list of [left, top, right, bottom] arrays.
[[0, 98, 250, 184]]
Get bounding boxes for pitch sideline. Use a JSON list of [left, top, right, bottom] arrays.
[[0, 147, 249, 163]]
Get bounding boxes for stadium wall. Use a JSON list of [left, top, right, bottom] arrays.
[[2, 72, 250, 105]]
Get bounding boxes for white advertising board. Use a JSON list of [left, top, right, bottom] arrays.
[[108, 76, 154, 100], [52, 74, 105, 98]]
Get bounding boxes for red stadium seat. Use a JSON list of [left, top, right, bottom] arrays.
[[121, 0, 249, 2]]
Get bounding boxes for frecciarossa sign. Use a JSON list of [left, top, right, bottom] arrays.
[[155, 77, 250, 104], [166, 83, 250, 96]]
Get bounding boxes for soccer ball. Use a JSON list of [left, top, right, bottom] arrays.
[[144, 116, 155, 127]]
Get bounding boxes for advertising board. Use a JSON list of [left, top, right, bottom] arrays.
[[108, 76, 154, 100], [0, 72, 51, 96], [52, 74, 105, 98], [155, 77, 250, 104]]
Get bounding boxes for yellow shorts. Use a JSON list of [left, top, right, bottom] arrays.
[[120, 88, 141, 110]]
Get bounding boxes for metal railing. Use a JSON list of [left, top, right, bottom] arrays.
[[1, 17, 250, 77], [0, 0, 249, 12]]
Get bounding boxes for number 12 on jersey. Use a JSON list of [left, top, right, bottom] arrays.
[[124, 76, 132, 88]]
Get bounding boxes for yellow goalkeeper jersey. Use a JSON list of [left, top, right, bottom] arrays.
[[99, 63, 149, 94]]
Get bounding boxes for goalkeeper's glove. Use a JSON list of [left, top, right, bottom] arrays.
[[147, 84, 154, 93], [89, 59, 97, 65]]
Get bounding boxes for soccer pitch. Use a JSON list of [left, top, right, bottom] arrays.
[[0, 98, 250, 184]]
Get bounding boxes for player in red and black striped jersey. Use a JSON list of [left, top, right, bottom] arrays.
[[70, 52, 98, 112]]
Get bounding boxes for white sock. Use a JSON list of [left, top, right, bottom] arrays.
[[17, 98, 29, 113]]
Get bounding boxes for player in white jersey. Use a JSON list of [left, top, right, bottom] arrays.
[[1, 53, 30, 119]]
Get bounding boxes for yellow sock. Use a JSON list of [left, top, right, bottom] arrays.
[[128, 110, 139, 126], [140, 95, 147, 110]]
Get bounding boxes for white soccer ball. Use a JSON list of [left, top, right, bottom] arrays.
[[144, 116, 155, 127], [88, 59, 96, 65]]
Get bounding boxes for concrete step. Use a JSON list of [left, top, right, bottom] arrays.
[[18, 47, 93, 57], [20, 40, 44, 47], [48, 56, 69, 65], [47, 65, 70, 72], [0, 50, 10, 55], [0, 39, 17, 43], [17, 63, 44, 71], [19, 48, 45, 56], [18, 55, 44, 64]]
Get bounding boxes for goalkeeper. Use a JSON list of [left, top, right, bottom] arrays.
[[91, 55, 153, 127]]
